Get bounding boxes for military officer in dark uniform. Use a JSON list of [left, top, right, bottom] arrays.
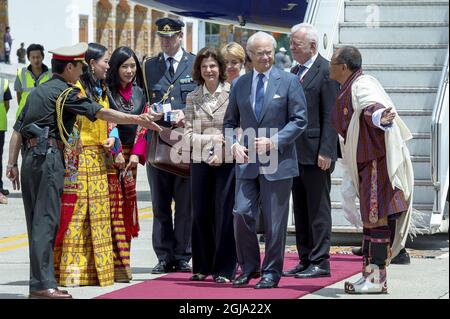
[[143, 17, 197, 274], [6, 43, 161, 299]]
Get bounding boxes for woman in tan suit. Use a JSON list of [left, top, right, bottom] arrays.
[[184, 47, 236, 283]]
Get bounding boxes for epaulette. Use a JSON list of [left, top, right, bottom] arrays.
[[56, 87, 75, 149], [145, 55, 159, 63]]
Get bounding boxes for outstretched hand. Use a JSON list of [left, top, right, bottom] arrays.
[[139, 113, 162, 132], [380, 107, 396, 126]]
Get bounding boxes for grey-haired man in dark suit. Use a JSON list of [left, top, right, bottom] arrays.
[[283, 23, 339, 279]]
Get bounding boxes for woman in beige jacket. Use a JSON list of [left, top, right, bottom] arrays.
[[184, 47, 236, 283]]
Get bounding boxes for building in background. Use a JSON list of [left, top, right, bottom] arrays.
[[1, 0, 199, 65], [1, 0, 290, 66]]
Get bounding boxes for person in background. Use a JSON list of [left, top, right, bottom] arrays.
[[244, 53, 253, 73], [17, 42, 26, 64], [184, 47, 237, 283], [3, 26, 12, 64], [14, 44, 52, 118], [221, 42, 245, 84], [0, 76, 12, 202], [274, 47, 292, 70]]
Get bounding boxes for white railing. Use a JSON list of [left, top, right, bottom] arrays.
[[304, 0, 321, 25], [430, 49, 449, 232], [305, 0, 345, 58]]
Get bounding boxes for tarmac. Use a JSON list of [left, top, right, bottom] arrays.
[[0, 62, 448, 300]]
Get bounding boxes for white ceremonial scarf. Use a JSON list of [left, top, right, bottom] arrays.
[[343, 74, 414, 261]]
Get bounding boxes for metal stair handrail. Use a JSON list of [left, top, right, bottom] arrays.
[[304, 0, 321, 25], [431, 47, 449, 216]]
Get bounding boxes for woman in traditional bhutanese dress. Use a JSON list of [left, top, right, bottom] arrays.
[[54, 43, 116, 287], [105, 46, 150, 283]]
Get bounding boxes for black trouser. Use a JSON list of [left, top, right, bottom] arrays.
[[21, 147, 65, 292], [4, 51, 10, 64], [0, 131, 4, 189], [190, 162, 237, 279], [291, 164, 332, 266], [147, 164, 192, 264]]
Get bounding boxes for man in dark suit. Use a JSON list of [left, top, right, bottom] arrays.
[[283, 23, 340, 279], [143, 17, 197, 274], [224, 31, 308, 289]]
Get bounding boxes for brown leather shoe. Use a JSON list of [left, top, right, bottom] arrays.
[[29, 288, 73, 299]]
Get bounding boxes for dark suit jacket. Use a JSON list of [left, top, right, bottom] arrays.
[[291, 54, 339, 165], [143, 49, 197, 127], [223, 67, 308, 181]]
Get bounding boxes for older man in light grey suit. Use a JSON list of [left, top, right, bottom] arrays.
[[223, 32, 308, 289]]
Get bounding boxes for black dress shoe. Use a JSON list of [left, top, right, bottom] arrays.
[[174, 260, 192, 272], [391, 248, 411, 265], [232, 271, 261, 287], [0, 189, 9, 196], [352, 247, 363, 256], [282, 262, 310, 277], [151, 261, 173, 274], [295, 264, 331, 279], [255, 277, 278, 289]]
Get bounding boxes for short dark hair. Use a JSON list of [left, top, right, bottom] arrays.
[[192, 47, 227, 85], [27, 44, 45, 59], [335, 46, 362, 72], [51, 59, 81, 74], [106, 46, 144, 94]]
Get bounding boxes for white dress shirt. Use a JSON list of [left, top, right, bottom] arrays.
[[163, 48, 184, 74], [297, 52, 319, 80], [251, 67, 272, 111]]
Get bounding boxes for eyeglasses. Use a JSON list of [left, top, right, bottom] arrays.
[[250, 50, 273, 58]]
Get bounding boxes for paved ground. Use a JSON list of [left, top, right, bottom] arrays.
[[0, 62, 448, 300]]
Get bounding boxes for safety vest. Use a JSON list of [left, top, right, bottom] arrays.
[[16, 67, 52, 118], [0, 78, 9, 131]]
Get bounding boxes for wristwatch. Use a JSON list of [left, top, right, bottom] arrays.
[[7, 164, 18, 169]]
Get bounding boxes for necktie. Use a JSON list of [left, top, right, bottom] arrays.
[[255, 73, 265, 120], [167, 57, 175, 79], [297, 64, 307, 81]]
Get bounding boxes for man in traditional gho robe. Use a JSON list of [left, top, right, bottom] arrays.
[[330, 46, 414, 294]]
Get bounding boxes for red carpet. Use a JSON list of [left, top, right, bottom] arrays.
[[97, 253, 362, 299]]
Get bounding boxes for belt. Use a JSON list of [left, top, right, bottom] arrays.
[[26, 137, 64, 151]]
